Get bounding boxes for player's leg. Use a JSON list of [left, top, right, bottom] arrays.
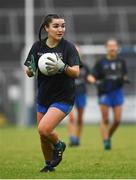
[[69, 93, 86, 146], [109, 105, 122, 137], [38, 107, 65, 142], [68, 108, 84, 146], [68, 94, 79, 146], [109, 89, 124, 137], [67, 109, 77, 145], [67, 110, 75, 136], [38, 103, 72, 167], [100, 105, 109, 139], [75, 93, 86, 145], [99, 105, 111, 150], [37, 112, 53, 161], [37, 112, 55, 172], [99, 93, 112, 150], [76, 107, 84, 139]]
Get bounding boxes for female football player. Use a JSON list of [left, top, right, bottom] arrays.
[[67, 45, 93, 146], [90, 39, 129, 150], [24, 14, 80, 172]]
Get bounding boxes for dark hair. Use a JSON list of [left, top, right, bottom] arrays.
[[39, 14, 64, 42]]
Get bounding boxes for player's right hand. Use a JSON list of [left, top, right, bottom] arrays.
[[25, 66, 35, 77], [28, 65, 35, 75]]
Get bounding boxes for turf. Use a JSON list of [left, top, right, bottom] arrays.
[[0, 125, 136, 179]]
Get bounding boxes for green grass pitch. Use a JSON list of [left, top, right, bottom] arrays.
[[0, 125, 136, 179]]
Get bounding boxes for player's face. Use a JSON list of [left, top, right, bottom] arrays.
[[106, 40, 119, 57], [45, 18, 65, 41]]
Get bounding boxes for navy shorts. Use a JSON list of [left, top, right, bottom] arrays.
[[98, 88, 124, 107], [75, 93, 87, 108], [37, 102, 73, 115]]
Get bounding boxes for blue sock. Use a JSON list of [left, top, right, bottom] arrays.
[[70, 136, 79, 145]]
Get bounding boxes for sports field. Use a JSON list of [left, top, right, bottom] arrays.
[[0, 125, 136, 179]]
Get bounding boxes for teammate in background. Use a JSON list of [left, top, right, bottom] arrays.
[[68, 45, 93, 146], [90, 39, 129, 150], [24, 14, 80, 172]]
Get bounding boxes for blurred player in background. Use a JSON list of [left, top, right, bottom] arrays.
[[24, 14, 80, 172], [90, 39, 129, 150], [68, 45, 93, 146]]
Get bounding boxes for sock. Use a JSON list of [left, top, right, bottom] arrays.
[[103, 138, 111, 150], [70, 136, 79, 145]]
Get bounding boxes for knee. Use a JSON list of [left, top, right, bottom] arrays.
[[38, 125, 45, 137], [38, 124, 51, 137]]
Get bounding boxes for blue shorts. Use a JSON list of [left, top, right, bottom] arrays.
[[75, 93, 87, 108], [37, 102, 73, 115], [98, 89, 124, 107]]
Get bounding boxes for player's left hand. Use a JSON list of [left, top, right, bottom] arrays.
[[25, 56, 37, 76], [46, 54, 66, 74]]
